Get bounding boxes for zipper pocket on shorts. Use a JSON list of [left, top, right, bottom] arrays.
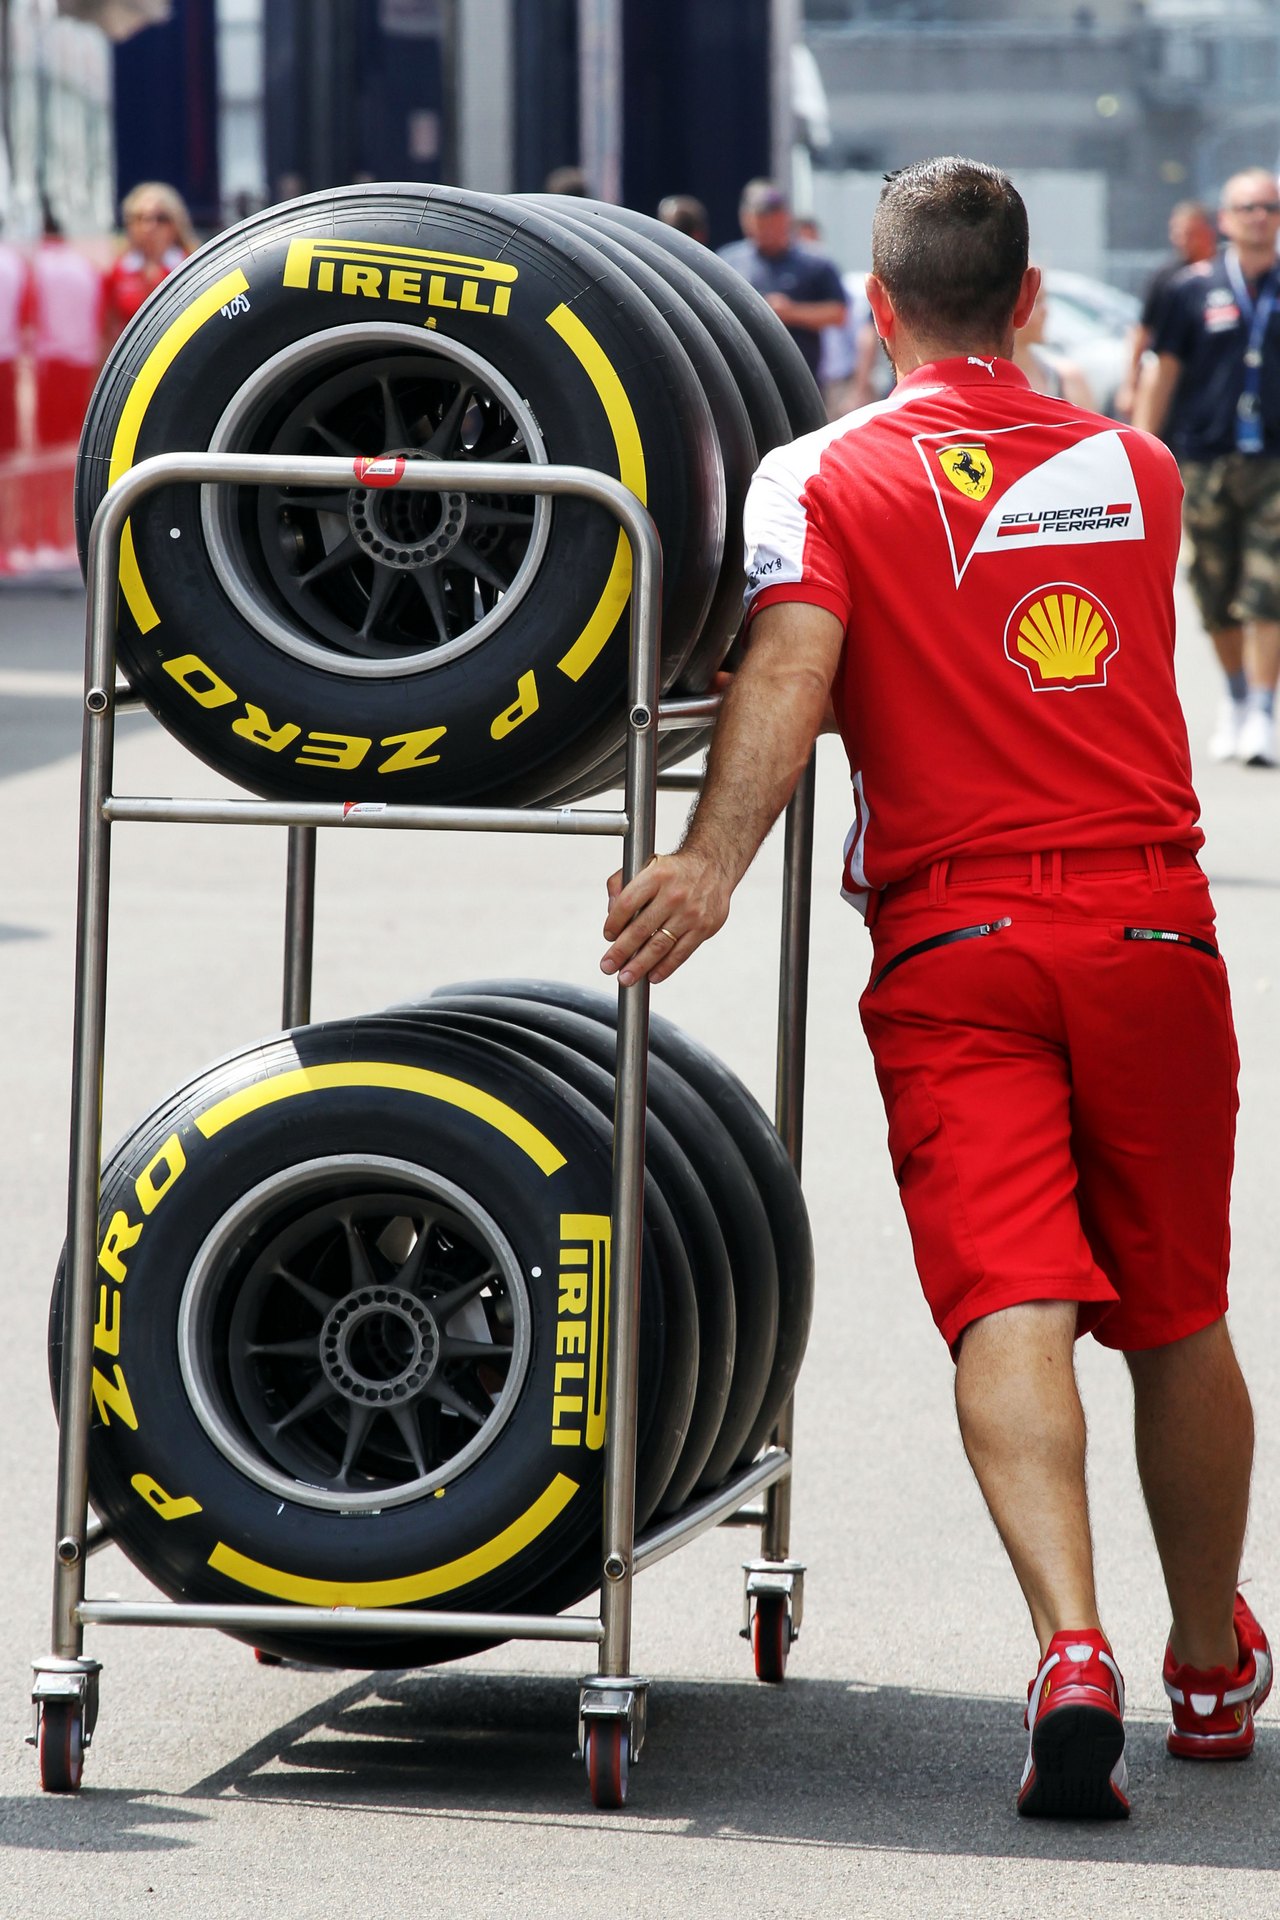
[[870, 917, 1013, 994], [1123, 927, 1220, 959]]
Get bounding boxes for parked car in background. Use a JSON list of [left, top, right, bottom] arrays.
[[1040, 269, 1141, 419]]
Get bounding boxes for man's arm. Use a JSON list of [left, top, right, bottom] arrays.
[[1131, 351, 1182, 438], [1114, 322, 1153, 420], [600, 601, 844, 986], [765, 292, 848, 333]]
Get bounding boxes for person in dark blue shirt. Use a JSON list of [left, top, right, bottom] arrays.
[[1135, 168, 1280, 766], [717, 179, 848, 380]]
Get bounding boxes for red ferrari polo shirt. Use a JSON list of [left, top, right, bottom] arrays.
[[742, 356, 1202, 907]]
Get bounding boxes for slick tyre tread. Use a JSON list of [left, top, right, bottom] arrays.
[[76, 184, 725, 810], [50, 1016, 668, 1667]]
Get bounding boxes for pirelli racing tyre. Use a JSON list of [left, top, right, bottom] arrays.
[[431, 985, 785, 1493], [441, 980, 813, 1469], [75, 184, 725, 809], [49, 1017, 669, 1668], [558, 200, 829, 439], [413, 1002, 734, 1513]]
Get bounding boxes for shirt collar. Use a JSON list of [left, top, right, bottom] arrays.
[[894, 355, 1031, 393]]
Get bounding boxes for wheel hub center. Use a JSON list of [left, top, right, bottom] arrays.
[[319, 1286, 440, 1404], [347, 450, 468, 571]]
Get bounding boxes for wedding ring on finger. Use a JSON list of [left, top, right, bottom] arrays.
[[654, 926, 678, 945]]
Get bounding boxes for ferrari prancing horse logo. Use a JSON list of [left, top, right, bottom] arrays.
[[938, 445, 993, 500]]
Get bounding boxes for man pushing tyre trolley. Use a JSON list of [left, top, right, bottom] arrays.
[[601, 157, 1270, 1821]]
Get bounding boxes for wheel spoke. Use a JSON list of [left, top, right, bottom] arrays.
[[439, 1335, 512, 1363], [431, 1269, 497, 1319], [378, 375, 410, 449], [279, 488, 354, 516], [425, 383, 475, 457], [246, 1335, 322, 1360], [359, 564, 402, 641], [341, 1216, 379, 1290], [278, 1268, 334, 1317], [335, 1404, 376, 1484], [390, 1405, 429, 1476], [307, 417, 358, 457], [425, 1377, 487, 1427], [411, 563, 452, 646], [450, 539, 511, 593], [271, 1376, 338, 1434], [296, 534, 360, 589], [465, 504, 535, 529]]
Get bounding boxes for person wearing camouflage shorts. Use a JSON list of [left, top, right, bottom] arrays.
[[1135, 168, 1280, 766]]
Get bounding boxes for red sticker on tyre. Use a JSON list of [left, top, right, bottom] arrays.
[[353, 454, 406, 486]]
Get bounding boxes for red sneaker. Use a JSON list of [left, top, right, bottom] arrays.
[[1018, 1630, 1129, 1820], [1164, 1591, 1273, 1760]]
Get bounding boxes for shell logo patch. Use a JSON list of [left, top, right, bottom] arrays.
[[1005, 583, 1119, 691], [938, 445, 993, 500]]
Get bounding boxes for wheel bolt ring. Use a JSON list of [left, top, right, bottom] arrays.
[[318, 1286, 440, 1405]]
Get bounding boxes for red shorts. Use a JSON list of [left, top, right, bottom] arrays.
[[859, 848, 1238, 1355]]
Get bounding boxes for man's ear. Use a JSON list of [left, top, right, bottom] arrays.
[[865, 273, 894, 343], [1011, 265, 1042, 331]]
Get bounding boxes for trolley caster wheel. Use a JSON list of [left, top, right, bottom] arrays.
[[584, 1719, 629, 1810], [751, 1593, 793, 1685], [38, 1701, 85, 1794]]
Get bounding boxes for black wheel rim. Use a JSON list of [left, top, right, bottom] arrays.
[[179, 1156, 531, 1511], [201, 325, 551, 678]]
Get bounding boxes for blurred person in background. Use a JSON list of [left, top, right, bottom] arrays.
[[0, 220, 24, 455], [657, 194, 709, 244], [24, 207, 102, 449], [543, 166, 590, 197], [1134, 169, 1280, 766], [1014, 280, 1095, 409], [1117, 201, 1218, 420], [718, 179, 847, 381], [103, 181, 195, 346]]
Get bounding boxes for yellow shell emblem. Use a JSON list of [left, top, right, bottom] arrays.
[[938, 445, 992, 500], [1004, 585, 1119, 690]]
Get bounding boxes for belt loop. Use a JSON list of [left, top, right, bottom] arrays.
[[1145, 844, 1169, 891], [1030, 851, 1043, 896], [1050, 849, 1063, 896], [929, 857, 950, 907]]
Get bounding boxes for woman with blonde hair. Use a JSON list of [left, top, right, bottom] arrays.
[[103, 181, 196, 343]]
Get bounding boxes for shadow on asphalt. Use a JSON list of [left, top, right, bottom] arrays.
[[5, 1667, 1255, 1866]]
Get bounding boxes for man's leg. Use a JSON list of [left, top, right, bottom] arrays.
[[954, 1299, 1099, 1653], [1125, 1317, 1253, 1670]]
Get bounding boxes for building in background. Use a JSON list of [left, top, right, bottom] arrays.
[[802, 0, 1280, 291]]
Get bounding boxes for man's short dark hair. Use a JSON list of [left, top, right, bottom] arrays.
[[871, 157, 1028, 347]]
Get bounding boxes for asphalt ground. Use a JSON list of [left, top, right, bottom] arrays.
[[1, 581, 1278, 1917]]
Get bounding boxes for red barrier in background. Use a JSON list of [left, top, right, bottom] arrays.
[[0, 443, 78, 578]]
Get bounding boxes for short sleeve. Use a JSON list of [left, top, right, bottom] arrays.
[[1151, 275, 1197, 362], [742, 444, 852, 631]]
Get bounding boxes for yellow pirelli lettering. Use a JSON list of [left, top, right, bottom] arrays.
[[378, 725, 447, 772], [207, 1473, 579, 1605], [135, 1133, 186, 1214], [98, 1210, 143, 1283], [552, 1213, 611, 1450], [93, 1284, 122, 1358], [194, 1061, 566, 1174], [92, 1363, 139, 1430], [544, 304, 647, 684], [295, 732, 371, 771], [232, 704, 302, 753], [283, 237, 518, 295], [490, 670, 539, 740], [131, 1474, 202, 1522], [162, 653, 237, 709]]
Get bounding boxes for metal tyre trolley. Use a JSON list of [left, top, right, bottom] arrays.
[[33, 450, 814, 1809]]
